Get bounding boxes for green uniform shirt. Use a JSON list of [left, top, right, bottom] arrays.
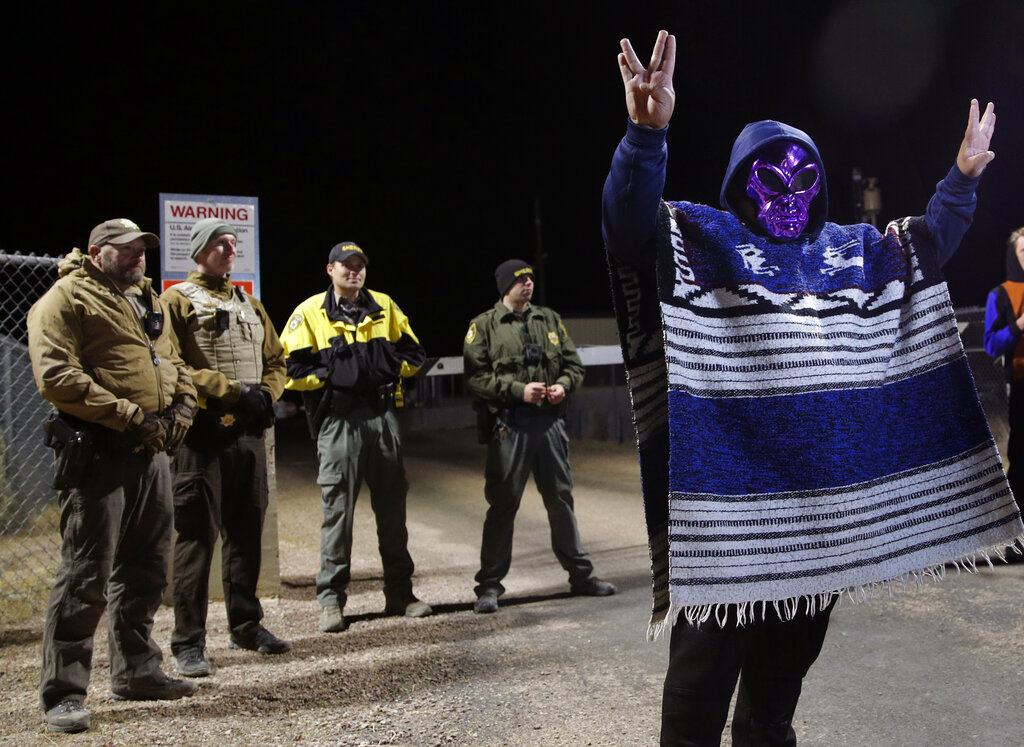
[[463, 301, 585, 412]]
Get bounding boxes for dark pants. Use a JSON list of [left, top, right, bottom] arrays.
[[170, 434, 268, 653], [315, 408, 415, 608], [1006, 383, 1024, 515], [39, 451, 172, 710], [661, 600, 835, 747], [474, 410, 593, 595]]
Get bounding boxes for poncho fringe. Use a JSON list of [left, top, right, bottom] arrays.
[[647, 536, 1024, 641]]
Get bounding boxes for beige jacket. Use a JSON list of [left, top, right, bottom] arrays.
[[160, 271, 286, 404], [27, 248, 196, 431]]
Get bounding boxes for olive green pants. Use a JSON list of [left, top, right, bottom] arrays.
[[474, 409, 593, 595]]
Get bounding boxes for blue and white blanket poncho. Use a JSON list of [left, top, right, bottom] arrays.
[[609, 200, 1024, 638]]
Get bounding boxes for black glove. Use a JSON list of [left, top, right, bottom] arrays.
[[128, 411, 166, 455], [261, 389, 276, 429], [164, 393, 197, 451], [238, 384, 266, 417]]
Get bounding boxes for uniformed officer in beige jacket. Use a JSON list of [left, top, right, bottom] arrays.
[[28, 218, 199, 734], [160, 218, 290, 678]]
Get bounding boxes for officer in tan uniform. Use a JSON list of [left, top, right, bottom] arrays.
[[161, 218, 290, 678], [28, 218, 199, 734]]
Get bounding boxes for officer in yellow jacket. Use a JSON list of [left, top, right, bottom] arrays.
[[280, 242, 431, 633]]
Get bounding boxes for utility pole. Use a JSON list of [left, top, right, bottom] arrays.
[[533, 193, 548, 306]]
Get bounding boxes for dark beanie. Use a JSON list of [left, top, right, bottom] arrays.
[[495, 259, 534, 296], [190, 218, 237, 260]]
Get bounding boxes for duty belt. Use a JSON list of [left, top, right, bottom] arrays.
[[329, 383, 395, 416], [47, 411, 148, 457]]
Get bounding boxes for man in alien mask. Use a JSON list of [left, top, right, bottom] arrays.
[[603, 30, 1023, 746]]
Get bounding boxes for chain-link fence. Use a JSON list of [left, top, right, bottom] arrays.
[[1, 251, 61, 627]]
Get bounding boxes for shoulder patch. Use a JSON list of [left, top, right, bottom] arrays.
[[548, 330, 560, 345], [465, 322, 477, 344], [288, 313, 303, 331]]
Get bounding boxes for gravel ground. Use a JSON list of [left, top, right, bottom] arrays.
[[2, 425, 1023, 746], [0, 426, 664, 746]]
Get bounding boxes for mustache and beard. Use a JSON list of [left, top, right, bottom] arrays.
[[99, 251, 145, 288]]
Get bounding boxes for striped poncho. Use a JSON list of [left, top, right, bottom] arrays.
[[610, 200, 1024, 638]]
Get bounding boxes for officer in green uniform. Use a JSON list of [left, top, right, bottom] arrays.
[[464, 259, 616, 613]]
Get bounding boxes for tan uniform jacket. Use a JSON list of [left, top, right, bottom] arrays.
[[27, 248, 196, 431], [160, 271, 286, 404]]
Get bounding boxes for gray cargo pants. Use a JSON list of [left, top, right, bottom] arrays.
[[315, 407, 415, 609]]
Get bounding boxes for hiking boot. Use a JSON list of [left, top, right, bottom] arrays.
[[173, 646, 212, 678], [384, 596, 433, 618], [474, 589, 499, 614], [320, 605, 348, 633], [229, 625, 293, 654], [571, 576, 617, 596], [43, 697, 90, 733], [112, 672, 198, 700]]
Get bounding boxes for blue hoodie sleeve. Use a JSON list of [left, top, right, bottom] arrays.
[[984, 286, 1020, 359], [924, 165, 981, 267], [601, 120, 668, 268]]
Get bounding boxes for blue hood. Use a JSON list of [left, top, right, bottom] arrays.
[[719, 120, 829, 240]]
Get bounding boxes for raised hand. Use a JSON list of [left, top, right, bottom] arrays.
[[956, 99, 996, 178], [619, 30, 676, 130]]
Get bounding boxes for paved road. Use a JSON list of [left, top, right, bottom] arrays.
[[277, 424, 1024, 745]]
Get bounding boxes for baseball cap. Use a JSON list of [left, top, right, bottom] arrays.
[[88, 218, 160, 249], [328, 241, 368, 265]]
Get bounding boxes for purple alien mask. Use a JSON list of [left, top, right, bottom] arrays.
[[746, 143, 821, 239]]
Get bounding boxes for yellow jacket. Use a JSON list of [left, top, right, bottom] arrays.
[[280, 287, 424, 399]]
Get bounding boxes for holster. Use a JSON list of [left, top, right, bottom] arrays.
[[301, 388, 332, 440], [475, 405, 496, 444], [43, 412, 96, 490]]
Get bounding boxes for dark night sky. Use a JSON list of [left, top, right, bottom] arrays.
[[6, 1, 1024, 354]]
